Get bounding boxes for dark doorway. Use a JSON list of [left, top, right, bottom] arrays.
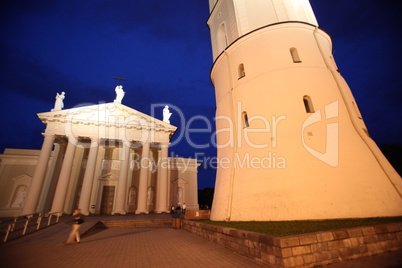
[[100, 186, 115, 215]]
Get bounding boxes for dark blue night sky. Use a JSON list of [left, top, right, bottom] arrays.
[[1, 0, 401, 189]]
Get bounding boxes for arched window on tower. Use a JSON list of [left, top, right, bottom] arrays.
[[242, 111, 249, 128], [303, 95, 314, 113], [238, 64, 245, 79], [217, 23, 228, 54], [290, 47, 302, 63]]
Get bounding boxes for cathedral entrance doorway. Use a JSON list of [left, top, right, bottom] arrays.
[[100, 186, 115, 215]]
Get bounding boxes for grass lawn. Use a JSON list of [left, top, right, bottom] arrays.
[[197, 217, 402, 236]]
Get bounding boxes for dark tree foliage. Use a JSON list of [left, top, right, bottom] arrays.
[[380, 144, 402, 176], [198, 187, 214, 210]]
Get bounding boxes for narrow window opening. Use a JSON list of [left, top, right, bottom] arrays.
[[217, 23, 228, 53], [290, 47, 302, 63], [303, 95, 314, 113], [363, 128, 370, 137], [242, 112, 249, 128], [352, 101, 362, 119], [238, 64, 245, 79]]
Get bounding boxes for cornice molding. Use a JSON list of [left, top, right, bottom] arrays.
[[37, 102, 177, 133]]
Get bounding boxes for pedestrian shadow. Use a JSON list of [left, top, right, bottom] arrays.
[[81, 226, 155, 243]]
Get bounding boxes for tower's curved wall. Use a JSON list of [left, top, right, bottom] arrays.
[[210, 21, 402, 221]]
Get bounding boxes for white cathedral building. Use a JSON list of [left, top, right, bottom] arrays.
[[0, 86, 199, 217]]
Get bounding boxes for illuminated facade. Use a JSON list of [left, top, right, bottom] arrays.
[[0, 102, 199, 217], [208, 0, 402, 221]]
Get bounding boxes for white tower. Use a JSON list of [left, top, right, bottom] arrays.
[[208, 0, 402, 221]]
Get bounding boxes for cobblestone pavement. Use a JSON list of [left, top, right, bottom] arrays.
[[1, 215, 401, 268], [0, 216, 265, 268]]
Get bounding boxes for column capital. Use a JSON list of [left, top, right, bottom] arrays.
[[78, 137, 100, 149], [66, 136, 79, 146], [41, 133, 57, 141], [89, 137, 100, 147], [159, 142, 170, 148], [119, 139, 132, 148], [140, 141, 151, 150]]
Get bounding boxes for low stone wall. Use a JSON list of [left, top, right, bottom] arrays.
[[181, 220, 402, 267]]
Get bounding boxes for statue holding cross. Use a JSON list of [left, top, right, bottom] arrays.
[[114, 85, 125, 104], [113, 75, 126, 104]]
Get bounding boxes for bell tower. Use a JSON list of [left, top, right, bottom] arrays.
[[208, 0, 402, 221]]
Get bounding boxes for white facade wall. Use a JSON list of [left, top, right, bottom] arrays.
[[0, 149, 199, 217], [0, 103, 199, 217]]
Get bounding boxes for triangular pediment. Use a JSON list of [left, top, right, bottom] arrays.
[[37, 102, 177, 133], [12, 174, 32, 183], [100, 173, 119, 181], [171, 178, 188, 184]]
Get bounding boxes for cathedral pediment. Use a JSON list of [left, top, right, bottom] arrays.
[[171, 178, 188, 184], [99, 173, 119, 181], [37, 102, 177, 133], [36, 102, 177, 143]]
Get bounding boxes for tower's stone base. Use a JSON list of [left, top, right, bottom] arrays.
[[182, 219, 402, 267]]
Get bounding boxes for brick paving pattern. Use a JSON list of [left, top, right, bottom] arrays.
[[1, 214, 401, 268], [0, 219, 265, 267]]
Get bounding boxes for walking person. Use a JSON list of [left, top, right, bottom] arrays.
[[65, 209, 84, 245]]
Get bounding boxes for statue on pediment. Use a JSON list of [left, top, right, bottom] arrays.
[[163, 105, 172, 123], [114, 85, 125, 104], [52, 92, 65, 111]]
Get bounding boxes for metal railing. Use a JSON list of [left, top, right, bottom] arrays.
[[1, 211, 62, 243]]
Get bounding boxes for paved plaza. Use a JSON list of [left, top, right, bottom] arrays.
[[1, 215, 401, 267]]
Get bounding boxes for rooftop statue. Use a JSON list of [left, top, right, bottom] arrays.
[[114, 85, 125, 104], [163, 105, 172, 124], [52, 91, 65, 111]]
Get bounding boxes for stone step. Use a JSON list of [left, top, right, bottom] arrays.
[[97, 219, 173, 228]]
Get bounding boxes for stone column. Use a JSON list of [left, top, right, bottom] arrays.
[[36, 142, 63, 212], [112, 142, 131, 215], [50, 137, 77, 213], [135, 142, 150, 214], [155, 143, 169, 213], [78, 139, 99, 215], [21, 133, 56, 215]]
